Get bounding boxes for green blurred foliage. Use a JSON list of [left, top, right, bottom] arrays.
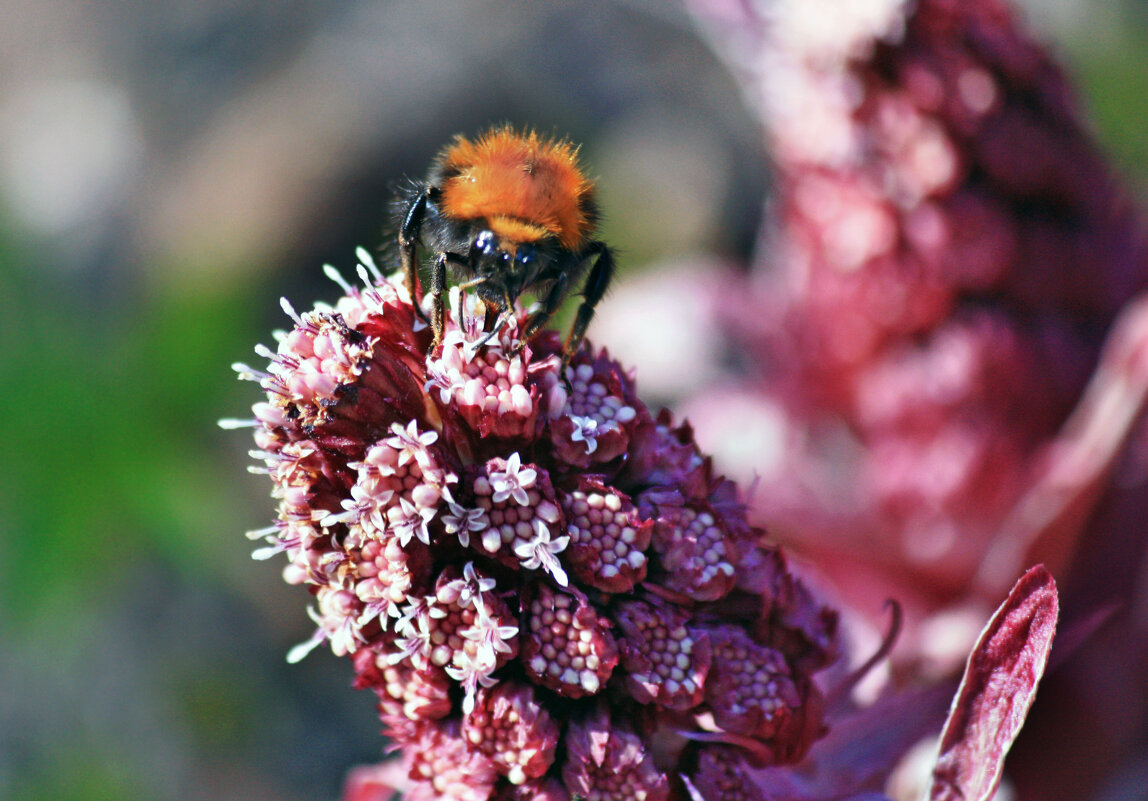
[[0, 235, 262, 622], [1069, 23, 1148, 195], [12, 755, 148, 801]]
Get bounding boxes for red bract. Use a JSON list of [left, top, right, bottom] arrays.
[[228, 253, 841, 800], [561, 707, 669, 801], [929, 565, 1059, 801]]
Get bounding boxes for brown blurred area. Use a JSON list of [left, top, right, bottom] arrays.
[[0, 0, 768, 296]]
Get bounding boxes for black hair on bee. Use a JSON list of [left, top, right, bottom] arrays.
[[394, 125, 615, 365]]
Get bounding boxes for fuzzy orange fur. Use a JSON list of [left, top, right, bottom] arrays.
[[438, 127, 594, 250]]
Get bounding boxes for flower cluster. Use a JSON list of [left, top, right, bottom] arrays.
[[680, 0, 1148, 608], [666, 0, 1147, 796], [227, 250, 839, 800]]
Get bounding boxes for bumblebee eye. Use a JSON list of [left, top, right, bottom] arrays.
[[474, 231, 497, 256], [515, 244, 537, 267]]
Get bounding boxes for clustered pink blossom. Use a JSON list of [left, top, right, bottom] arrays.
[[227, 250, 841, 800], [672, 0, 1148, 796], [683, 0, 1148, 636]]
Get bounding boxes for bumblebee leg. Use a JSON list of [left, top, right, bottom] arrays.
[[563, 242, 615, 366], [483, 302, 500, 332], [430, 252, 447, 347], [399, 187, 429, 324], [426, 251, 469, 348], [514, 272, 570, 352]]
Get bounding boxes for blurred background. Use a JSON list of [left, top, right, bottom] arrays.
[[1, 1, 1146, 800]]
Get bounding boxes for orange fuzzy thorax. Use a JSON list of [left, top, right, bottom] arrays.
[[438, 128, 594, 250]]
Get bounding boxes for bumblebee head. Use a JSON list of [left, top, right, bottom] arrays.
[[471, 230, 543, 307]]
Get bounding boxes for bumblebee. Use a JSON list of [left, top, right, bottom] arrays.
[[395, 126, 615, 364]]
